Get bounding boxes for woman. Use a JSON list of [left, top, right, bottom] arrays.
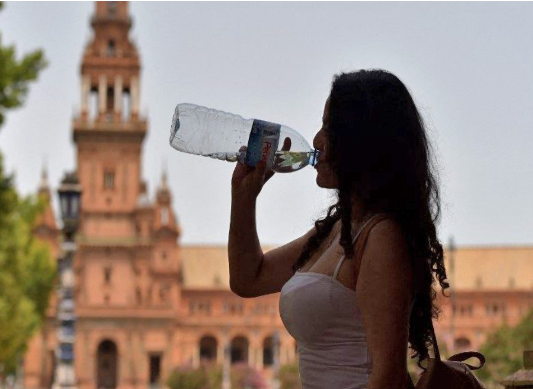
[[228, 69, 449, 389]]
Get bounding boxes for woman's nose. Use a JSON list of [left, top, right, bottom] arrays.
[[313, 133, 321, 150], [313, 132, 323, 150]]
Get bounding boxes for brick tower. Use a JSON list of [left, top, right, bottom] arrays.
[[23, 4, 297, 389], [73, 3, 181, 389]]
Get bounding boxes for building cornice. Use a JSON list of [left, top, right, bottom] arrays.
[[77, 235, 153, 249]]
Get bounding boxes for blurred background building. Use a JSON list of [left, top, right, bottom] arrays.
[[22, 2, 533, 389], [23, 3, 290, 389]]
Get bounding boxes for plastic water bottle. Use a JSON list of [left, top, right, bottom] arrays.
[[169, 103, 320, 173]]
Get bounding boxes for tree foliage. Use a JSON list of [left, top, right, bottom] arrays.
[[166, 362, 267, 389], [0, 1, 52, 377], [0, 154, 56, 376], [280, 361, 302, 389], [476, 308, 533, 387], [0, 1, 47, 129]]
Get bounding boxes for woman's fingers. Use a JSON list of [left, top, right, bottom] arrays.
[[264, 137, 291, 183], [231, 145, 251, 188], [281, 137, 292, 152], [264, 169, 275, 183], [232, 137, 293, 197], [253, 161, 268, 183]]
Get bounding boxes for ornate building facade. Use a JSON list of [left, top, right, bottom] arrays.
[[24, 3, 293, 389], [22, 2, 533, 389], [435, 246, 533, 353]]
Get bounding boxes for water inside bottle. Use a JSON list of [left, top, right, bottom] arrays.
[[273, 151, 315, 172], [206, 152, 241, 162], [206, 150, 319, 173]]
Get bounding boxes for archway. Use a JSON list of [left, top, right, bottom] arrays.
[[199, 335, 218, 365], [97, 340, 118, 389], [454, 337, 472, 351], [263, 336, 273, 367], [230, 336, 249, 364]]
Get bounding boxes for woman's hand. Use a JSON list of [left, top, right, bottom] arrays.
[[231, 137, 291, 202]]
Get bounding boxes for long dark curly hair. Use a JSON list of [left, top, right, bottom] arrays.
[[292, 69, 449, 367]]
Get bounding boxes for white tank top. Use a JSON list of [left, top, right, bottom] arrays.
[[279, 216, 380, 389]]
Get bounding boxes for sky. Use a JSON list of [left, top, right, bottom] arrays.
[[0, 2, 532, 247]]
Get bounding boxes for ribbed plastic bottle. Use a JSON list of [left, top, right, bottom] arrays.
[[169, 103, 320, 173]]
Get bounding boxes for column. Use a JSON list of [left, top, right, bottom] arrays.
[[120, 339, 129, 389], [114, 76, 123, 119], [251, 329, 260, 370], [290, 341, 297, 363], [164, 332, 173, 382], [86, 333, 94, 389], [222, 331, 231, 389], [139, 333, 147, 387], [127, 333, 135, 388], [249, 345, 256, 369], [98, 75, 107, 117], [217, 342, 224, 365], [279, 345, 286, 365], [80, 76, 90, 118], [272, 331, 280, 389], [192, 343, 200, 368], [257, 346, 263, 370], [131, 76, 140, 117]]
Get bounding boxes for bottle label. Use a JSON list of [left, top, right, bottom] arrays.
[[245, 119, 281, 169]]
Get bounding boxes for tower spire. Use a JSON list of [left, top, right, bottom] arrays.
[[34, 156, 58, 235], [159, 160, 168, 191], [38, 159, 49, 193], [77, 1, 142, 124], [74, 0, 146, 213]]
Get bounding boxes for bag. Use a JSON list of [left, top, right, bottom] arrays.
[[352, 214, 487, 389], [407, 321, 486, 389]]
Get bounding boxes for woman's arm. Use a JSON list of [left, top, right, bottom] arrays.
[[228, 159, 315, 298], [355, 219, 414, 389], [229, 140, 299, 297], [228, 192, 263, 296]]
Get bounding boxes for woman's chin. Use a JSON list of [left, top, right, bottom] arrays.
[[315, 171, 338, 189]]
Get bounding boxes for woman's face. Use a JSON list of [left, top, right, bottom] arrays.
[[313, 98, 339, 189]]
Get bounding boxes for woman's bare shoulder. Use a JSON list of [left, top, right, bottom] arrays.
[[355, 216, 413, 292], [368, 217, 409, 255]]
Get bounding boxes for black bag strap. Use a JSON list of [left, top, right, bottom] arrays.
[[448, 351, 486, 370], [428, 318, 441, 361]]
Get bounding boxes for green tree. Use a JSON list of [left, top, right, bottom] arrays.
[[166, 362, 266, 389], [476, 309, 533, 387], [0, 154, 56, 377], [280, 362, 302, 389], [166, 364, 210, 389], [0, 1, 52, 379], [0, 2, 47, 128]]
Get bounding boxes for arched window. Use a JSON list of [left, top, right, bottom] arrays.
[[107, 40, 116, 57], [199, 336, 218, 365], [108, 2, 117, 17], [106, 86, 114, 114], [104, 170, 115, 190], [97, 340, 118, 389], [454, 337, 472, 352], [230, 336, 249, 364], [263, 336, 273, 367], [103, 266, 112, 284]]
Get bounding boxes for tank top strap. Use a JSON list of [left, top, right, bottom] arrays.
[[332, 213, 390, 280]]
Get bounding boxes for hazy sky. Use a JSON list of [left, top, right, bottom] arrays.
[[1, 2, 532, 247]]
